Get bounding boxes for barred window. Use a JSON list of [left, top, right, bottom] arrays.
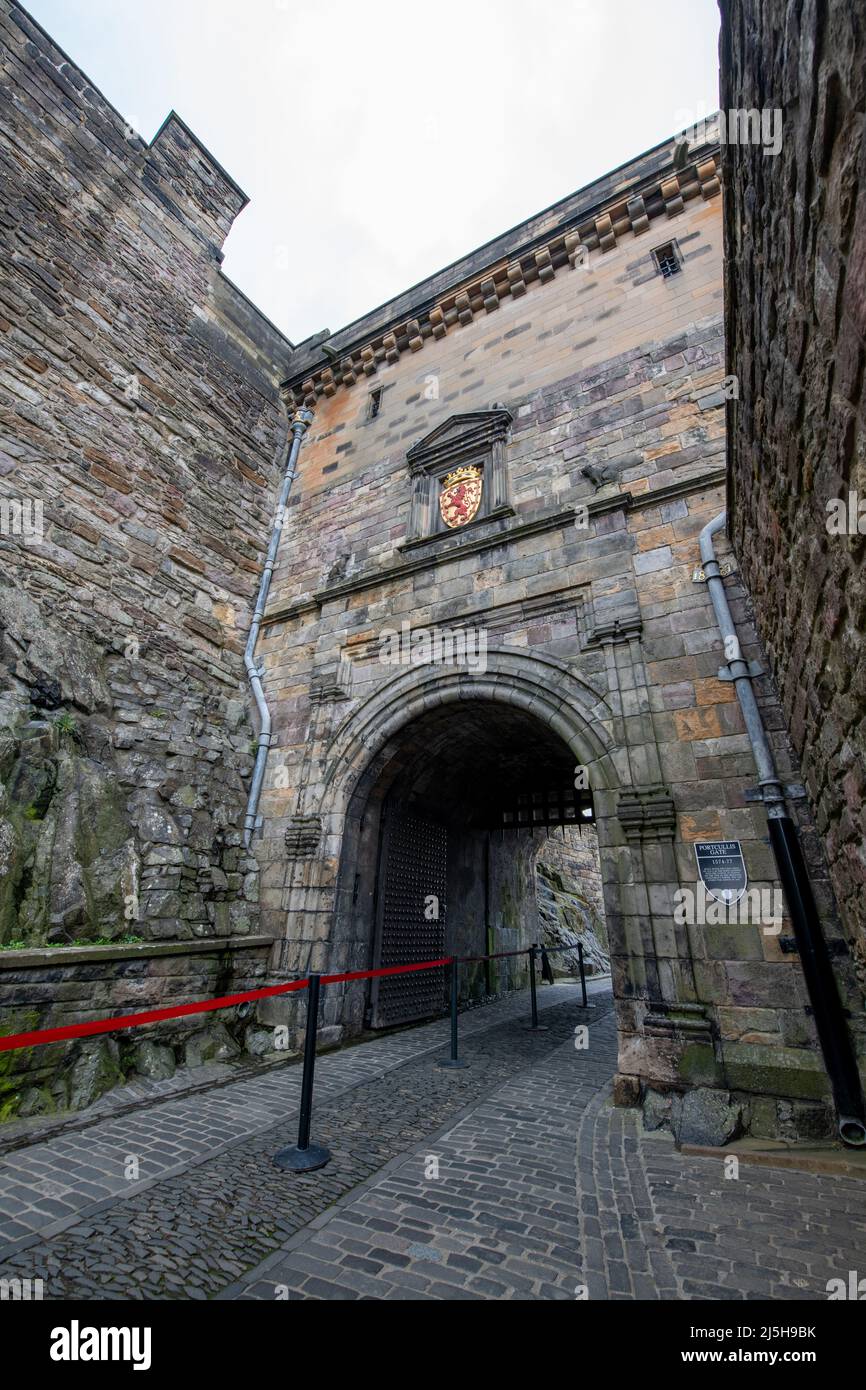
[[652, 241, 682, 279]]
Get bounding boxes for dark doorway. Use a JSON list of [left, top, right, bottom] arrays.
[[340, 697, 596, 1033]]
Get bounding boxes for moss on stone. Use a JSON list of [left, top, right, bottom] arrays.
[[0, 1009, 40, 1116], [677, 1042, 725, 1087], [724, 1043, 831, 1100]]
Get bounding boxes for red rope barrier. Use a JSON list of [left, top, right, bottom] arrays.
[[0, 957, 453, 1054], [0, 978, 310, 1053], [321, 957, 452, 986], [0, 942, 581, 1055]]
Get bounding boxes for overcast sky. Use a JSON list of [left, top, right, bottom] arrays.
[[25, 0, 721, 346]]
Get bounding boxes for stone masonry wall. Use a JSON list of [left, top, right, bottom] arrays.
[[719, 0, 866, 999], [268, 204, 725, 614], [0, 2, 296, 1114], [1, 0, 861, 1143], [255, 141, 864, 1138], [261, 188, 726, 777], [0, 937, 273, 1120]]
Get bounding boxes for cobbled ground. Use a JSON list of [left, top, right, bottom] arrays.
[[0, 981, 864, 1301]]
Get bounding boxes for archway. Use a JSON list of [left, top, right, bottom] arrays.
[[309, 653, 625, 1038]]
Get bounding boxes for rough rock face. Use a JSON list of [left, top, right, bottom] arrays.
[[535, 828, 610, 978], [0, 3, 299, 954], [0, 586, 256, 947], [720, 0, 866, 996], [0, 2, 301, 1114], [676, 1087, 743, 1148]]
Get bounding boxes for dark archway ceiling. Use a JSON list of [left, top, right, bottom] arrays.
[[368, 700, 594, 831]]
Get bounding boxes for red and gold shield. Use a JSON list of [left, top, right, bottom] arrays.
[[439, 465, 482, 529]]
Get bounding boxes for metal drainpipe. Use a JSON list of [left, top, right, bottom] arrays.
[[700, 511, 866, 1147], [243, 408, 313, 848]]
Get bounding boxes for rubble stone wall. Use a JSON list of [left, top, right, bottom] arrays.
[[0, 936, 272, 1120], [719, 0, 866, 999], [0, 1, 296, 1115]]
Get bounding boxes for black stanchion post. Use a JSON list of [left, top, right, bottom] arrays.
[[437, 957, 468, 1068], [529, 945, 538, 1025], [273, 972, 332, 1172], [524, 944, 548, 1032], [577, 941, 587, 1008]]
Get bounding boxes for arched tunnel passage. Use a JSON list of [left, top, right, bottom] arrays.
[[329, 697, 604, 1035]]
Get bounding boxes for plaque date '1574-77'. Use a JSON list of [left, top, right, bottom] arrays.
[[693, 840, 748, 905]]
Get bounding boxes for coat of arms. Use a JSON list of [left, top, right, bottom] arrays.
[[439, 464, 482, 529]]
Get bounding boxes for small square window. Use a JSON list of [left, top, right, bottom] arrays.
[[652, 241, 682, 279]]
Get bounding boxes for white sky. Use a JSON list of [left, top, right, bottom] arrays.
[[24, 0, 721, 345]]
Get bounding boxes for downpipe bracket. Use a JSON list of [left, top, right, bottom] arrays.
[[744, 784, 807, 803], [717, 660, 764, 681]]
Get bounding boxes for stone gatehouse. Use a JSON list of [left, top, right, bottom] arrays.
[[252, 135, 861, 1141], [1, 0, 863, 1142]]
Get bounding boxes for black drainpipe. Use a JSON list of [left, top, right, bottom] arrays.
[[700, 512, 866, 1147], [766, 818, 866, 1145]]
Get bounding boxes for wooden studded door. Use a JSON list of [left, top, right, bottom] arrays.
[[370, 808, 447, 1028]]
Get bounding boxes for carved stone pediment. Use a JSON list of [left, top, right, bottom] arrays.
[[406, 408, 512, 474], [403, 407, 514, 544]]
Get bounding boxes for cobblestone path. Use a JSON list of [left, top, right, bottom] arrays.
[[230, 1013, 866, 1302], [0, 980, 864, 1301], [0, 982, 598, 1297], [0, 981, 597, 1249]]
